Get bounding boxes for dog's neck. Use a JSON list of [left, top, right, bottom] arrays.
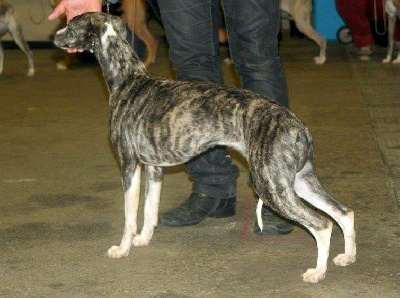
[[94, 22, 147, 92]]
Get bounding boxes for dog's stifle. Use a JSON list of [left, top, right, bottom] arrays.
[[54, 12, 356, 283]]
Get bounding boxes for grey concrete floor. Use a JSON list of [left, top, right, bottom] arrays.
[[1, 31, 400, 297]]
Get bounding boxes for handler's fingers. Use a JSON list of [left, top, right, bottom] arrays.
[[48, 3, 66, 21]]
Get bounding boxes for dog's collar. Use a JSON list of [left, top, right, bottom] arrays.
[[103, 0, 119, 14]]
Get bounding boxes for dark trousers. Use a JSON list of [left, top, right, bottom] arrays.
[[157, 0, 288, 198]]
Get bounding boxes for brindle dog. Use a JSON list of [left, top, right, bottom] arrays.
[[54, 12, 356, 283], [0, 0, 34, 76]]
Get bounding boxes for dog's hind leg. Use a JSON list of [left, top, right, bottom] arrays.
[[132, 165, 163, 247], [251, 167, 332, 283], [108, 164, 142, 258], [294, 161, 356, 267], [292, 6, 326, 64]]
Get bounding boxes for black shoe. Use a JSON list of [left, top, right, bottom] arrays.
[[160, 193, 236, 227], [254, 208, 294, 235]]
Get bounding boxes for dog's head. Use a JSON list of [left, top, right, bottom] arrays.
[[54, 12, 127, 52]]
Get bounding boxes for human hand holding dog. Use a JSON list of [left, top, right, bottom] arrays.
[[48, 0, 102, 52], [49, 0, 102, 23]]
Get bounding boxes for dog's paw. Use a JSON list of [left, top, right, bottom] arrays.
[[392, 57, 400, 64], [107, 245, 129, 258], [313, 56, 326, 65], [302, 268, 326, 283], [132, 234, 150, 247], [382, 57, 391, 64], [333, 253, 356, 266], [27, 69, 35, 77]]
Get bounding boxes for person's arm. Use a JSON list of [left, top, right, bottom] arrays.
[[48, 0, 103, 23]]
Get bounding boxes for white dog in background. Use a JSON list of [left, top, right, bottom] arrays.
[[0, 0, 34, 76], [383, 0, 400, 63], [281, 0, 327, 64]]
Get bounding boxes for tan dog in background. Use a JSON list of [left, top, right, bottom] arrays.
[[122, 0, 159, 67], [281, 0, 327, 64]]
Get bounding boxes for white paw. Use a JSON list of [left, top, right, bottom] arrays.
[[313, 56, 326, 65], [27, 69, 35, 77], [302, 268, 326, 283], [132, 234, 150, 247], [382, 57, 391, 64], [392, 58, 400, 64], [107, 245, 129, 258], [333, 253, 356, 266]]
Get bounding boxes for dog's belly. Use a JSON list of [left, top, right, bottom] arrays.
[[135, 137, 240, 167]]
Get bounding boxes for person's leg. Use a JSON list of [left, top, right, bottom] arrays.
[[158, 0, 238, 227], [335, 0, 373, 49], [222, 0, 293, 235], [158, 0, 222, 84], [222, 0, 288, 107]]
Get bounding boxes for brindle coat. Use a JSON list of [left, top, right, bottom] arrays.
[[54, 12, 356, 283]]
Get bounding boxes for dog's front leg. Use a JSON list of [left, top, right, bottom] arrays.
[[132, 165, 163, 247], [108, 164, 141, 258]]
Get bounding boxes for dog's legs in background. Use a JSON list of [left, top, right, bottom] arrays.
[[108, 164, 142, 258], [132, 165, 163, 247], [122, 0, 159, 67], [383, 15, 398, 63], [0, 41, 4, 75], [294, 161, 357, 266], [292, 7, 326, 64], [8, 18, 34, 76]]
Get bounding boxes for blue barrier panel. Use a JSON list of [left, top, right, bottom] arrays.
[[313, 0, 345, 41]]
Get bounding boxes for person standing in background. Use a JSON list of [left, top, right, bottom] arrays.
[[336, 0, 400, 59]]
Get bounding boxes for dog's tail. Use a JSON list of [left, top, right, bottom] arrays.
[[256, 198, 264, 231]]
